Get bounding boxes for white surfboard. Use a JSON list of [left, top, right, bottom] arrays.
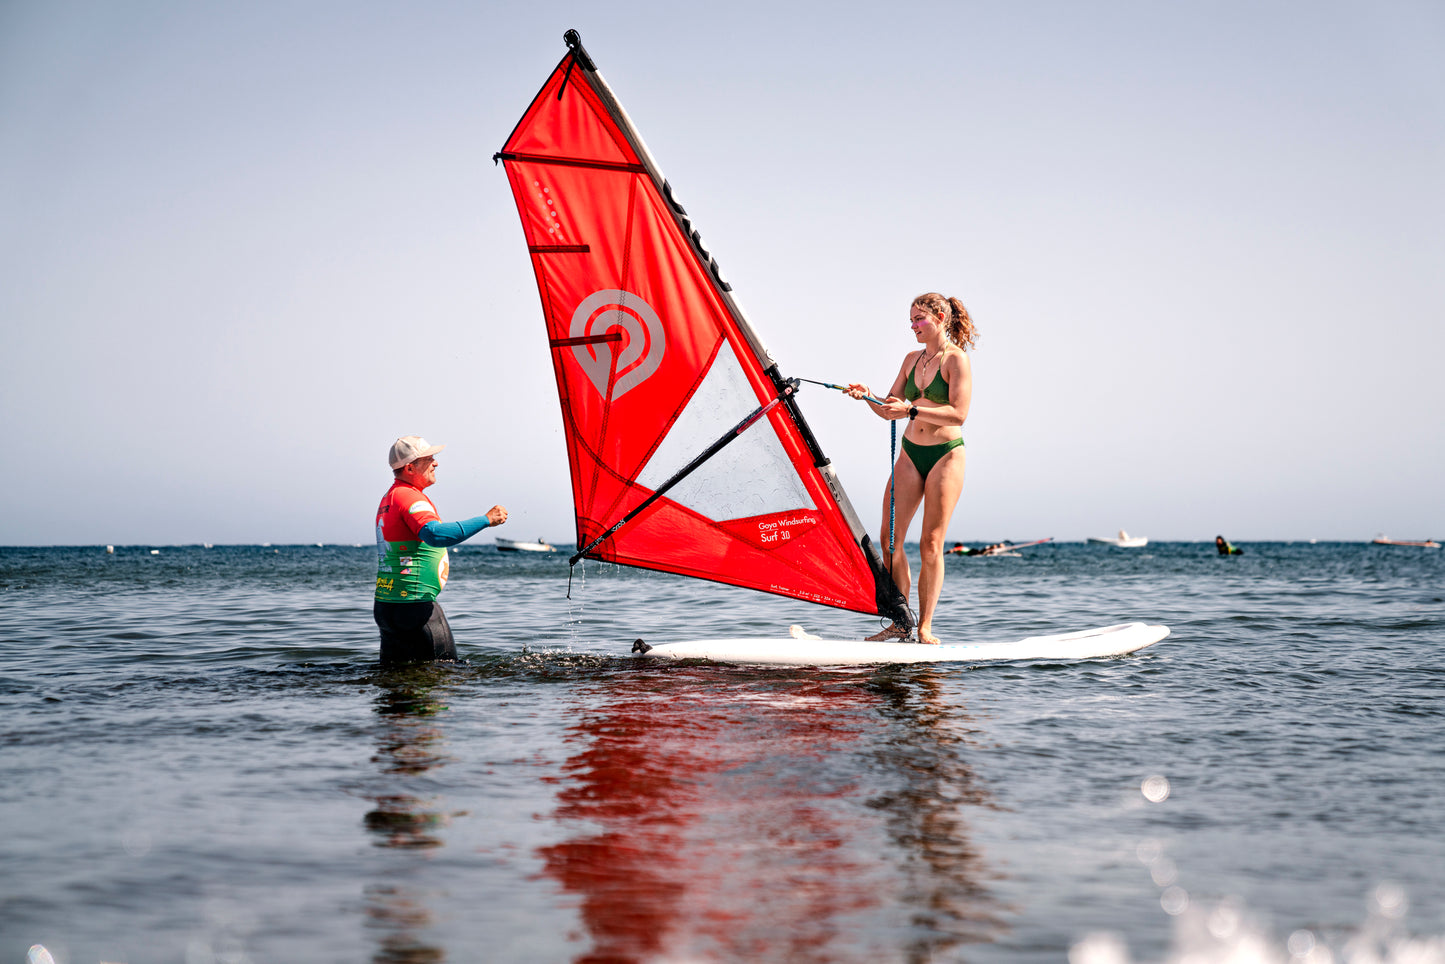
[[631, 622, 1169, 667]]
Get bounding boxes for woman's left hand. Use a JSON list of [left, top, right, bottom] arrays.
[[878, 395, 911, 420]]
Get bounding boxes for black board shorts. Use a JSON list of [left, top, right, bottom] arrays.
[[373, 600, 457, 663]]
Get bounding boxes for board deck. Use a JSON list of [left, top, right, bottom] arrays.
[[632, 622, 1169, 667]]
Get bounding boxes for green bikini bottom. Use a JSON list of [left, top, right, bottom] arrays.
[[901, 436, 965, 479]]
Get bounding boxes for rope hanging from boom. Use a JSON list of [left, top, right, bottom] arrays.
[[888, 421, 897, 572]]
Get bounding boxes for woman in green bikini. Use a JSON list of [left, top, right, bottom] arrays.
[[846, 292, 976, 644]]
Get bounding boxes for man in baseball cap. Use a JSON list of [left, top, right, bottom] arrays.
[[388, 435, 445, 469], [373, 436, 508, 662]]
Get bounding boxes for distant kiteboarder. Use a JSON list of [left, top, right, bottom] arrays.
[[949, 541, 1002, 557], [1215, 535, 1243, 556], [951, 538, 1052, 557]]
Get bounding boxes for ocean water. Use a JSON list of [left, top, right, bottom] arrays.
[[2, 542, 1442, 964]]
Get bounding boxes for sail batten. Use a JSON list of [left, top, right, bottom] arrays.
[[494, 152, 647, 174], [498, 30, 912, 628], [532, 245, 592, 255]]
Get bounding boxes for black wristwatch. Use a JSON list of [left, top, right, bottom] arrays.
[[908, 405, 919, 420]]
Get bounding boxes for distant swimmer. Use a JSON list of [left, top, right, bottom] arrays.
[[1215, 535, 1243, 556], [374, 436, 508, 663], [847, 292, 977, 645]]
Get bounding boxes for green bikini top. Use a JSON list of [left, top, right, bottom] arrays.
[[904, 357, 949, 404]]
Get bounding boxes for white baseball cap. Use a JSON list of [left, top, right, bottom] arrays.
[[388, 436, 445, 469]]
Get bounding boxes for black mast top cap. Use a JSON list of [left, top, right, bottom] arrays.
[[563, 29, 597, 71]]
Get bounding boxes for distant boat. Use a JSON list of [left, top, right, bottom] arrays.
[[1372, 537, 1440, 548], [495, 537, 557, 553], [1088, 529, 1148, 548]]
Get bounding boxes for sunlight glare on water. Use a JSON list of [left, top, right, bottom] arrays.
[[1071, 885, 1445, 964], [1142, 774, 1172, 803]]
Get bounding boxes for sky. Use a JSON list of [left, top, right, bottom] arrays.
[[2, 0, 1442, 546]]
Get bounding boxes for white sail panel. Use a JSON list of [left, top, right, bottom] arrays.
[[636, 340, 816, 520]]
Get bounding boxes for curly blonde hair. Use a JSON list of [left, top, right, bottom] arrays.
[[912, 292, 977, 351]]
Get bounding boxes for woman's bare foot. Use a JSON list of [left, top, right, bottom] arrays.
[[865, 623, 908, 641], [918, 628, 941, 645]]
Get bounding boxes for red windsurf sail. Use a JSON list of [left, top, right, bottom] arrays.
[[496, 30, 910, 627]]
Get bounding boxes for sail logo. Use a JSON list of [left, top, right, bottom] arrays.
[[569, 289, 666, 400], [719, 511, 820, 552]]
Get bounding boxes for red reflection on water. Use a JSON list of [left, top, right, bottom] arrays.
[[538, 674, 902, 962]]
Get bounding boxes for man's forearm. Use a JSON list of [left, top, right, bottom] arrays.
[[418, 516, 491, 548]]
